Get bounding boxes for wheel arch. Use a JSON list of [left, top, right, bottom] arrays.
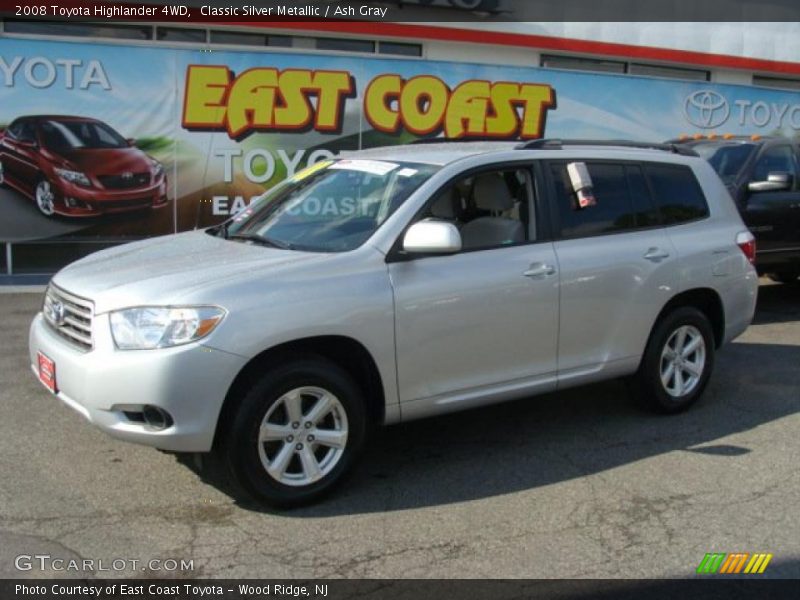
[[653, 287, 726, 349], [213, 335, 386, 450]]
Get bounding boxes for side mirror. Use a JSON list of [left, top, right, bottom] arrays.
[[403, 219, 462, 254], [127, 138, 136, 147], [748, 171, 792, 193]]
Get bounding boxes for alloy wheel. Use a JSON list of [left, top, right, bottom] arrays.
[[35, 180, 55, 216], [659, 324, 706, 398], [257, 386, 349, 487]]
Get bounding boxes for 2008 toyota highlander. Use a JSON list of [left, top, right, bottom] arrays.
[[29, 140, 758, 506]]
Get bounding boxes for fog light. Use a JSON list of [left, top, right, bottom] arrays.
[[65, 197, 78, 208], [142, 405, 173, 430]]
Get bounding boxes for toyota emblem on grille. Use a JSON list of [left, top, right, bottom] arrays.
[[121, 172, 133, 180], [49, 300, 66, 326]]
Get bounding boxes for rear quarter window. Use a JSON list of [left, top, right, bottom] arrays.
[[645, 164, 709, 225]]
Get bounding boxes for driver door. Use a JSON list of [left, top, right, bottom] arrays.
[[388, 165, 559, 414]]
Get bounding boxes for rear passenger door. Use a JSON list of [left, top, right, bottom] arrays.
[[545, 161, 678, 380]]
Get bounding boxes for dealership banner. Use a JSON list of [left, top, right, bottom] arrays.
[[1, 37, 800, 243]]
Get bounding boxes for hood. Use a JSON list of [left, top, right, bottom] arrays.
[[54, 147, 152, 175], [52, 231, 326, 313]]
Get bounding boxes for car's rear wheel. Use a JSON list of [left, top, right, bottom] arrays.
[[767, 271, 799, 284], [631, 307, 715, 414], [35, 179, 56, 216], [221, 357, 367, 508]]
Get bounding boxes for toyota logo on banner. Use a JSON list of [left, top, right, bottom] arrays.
[[684, 90, 730, 129]]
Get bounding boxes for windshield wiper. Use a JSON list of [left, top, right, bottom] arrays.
[[228, 232, 293, 250]]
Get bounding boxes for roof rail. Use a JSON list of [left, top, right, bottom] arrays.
[[516, 138, 699, 157], [410, 136, 519, 145]]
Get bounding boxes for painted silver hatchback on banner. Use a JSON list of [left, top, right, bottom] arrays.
[[29, 140, 758, 507]]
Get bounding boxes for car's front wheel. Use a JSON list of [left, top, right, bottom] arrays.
[[631, 307, 715, 414], [35, 178, 56, 216], [221, 357, 367, 508], [0, 160, 6, 186]]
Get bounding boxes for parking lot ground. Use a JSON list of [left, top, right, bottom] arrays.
[[0, 281, 798, 579]]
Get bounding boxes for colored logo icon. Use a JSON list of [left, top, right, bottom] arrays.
[[697, 552, 773, 574]]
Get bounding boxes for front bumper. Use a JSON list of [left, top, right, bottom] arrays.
[[29, 312, 247, 452], [52, 176, 168, 217]]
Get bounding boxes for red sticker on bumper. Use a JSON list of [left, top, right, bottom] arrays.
[[37, 351, 57, 394]]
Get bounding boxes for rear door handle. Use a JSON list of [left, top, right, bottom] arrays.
[[523, 263, 556, 279], [643, 247, 670, 262]]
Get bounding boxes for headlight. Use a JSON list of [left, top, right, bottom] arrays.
[[109, 306, 226, 350], [54, 167, 91, 187], [149, 158, 164, 178]]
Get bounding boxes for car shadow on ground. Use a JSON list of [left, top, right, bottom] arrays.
[[179, 285, 800, 516]]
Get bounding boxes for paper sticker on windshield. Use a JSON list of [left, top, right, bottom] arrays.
[[330, 159, 399, 176], [397, 168, 418, 177], [291, 160, 334, 183]]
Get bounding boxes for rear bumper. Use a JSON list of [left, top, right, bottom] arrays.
[[28, 312, 247, 452], [720, 269, 759, 345], [754, 248, 800, 274]]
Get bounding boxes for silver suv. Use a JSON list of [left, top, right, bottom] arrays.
[[29, 140, 759, 506]]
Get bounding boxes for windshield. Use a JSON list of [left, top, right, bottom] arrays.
[[40, 119, 128, 150], [224, 159, 440, 252], [692, 143, 756, 182]]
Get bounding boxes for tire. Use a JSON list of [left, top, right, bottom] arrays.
[[767, 271, 799, 284], [220, 357, 367, 508], [0, 159, 6, 187], [631, 307, 715, 414], [35, 178, 56, 217]]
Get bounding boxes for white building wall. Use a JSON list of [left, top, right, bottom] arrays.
[[433, 22, 800, 65], [424, 39, 539, 68]]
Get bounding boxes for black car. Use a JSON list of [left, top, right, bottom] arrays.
[[671, 135, 800, 283]]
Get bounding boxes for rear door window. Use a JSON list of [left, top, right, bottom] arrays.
[[626, 164, 660, 227], [549, 162, 639, 239], [644, 164, 709, 225]]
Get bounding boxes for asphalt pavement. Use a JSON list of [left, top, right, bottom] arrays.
[[0, 281, 798, 579]]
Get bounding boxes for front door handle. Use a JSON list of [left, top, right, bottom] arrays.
[[523, 263, 556, 279], [643, 247, 670, 262]]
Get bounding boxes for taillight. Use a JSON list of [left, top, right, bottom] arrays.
[[736, 231, 756, 265]]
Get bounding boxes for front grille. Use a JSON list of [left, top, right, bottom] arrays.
[[43, 285, 94, 351], [98, 172, 150, 190]]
